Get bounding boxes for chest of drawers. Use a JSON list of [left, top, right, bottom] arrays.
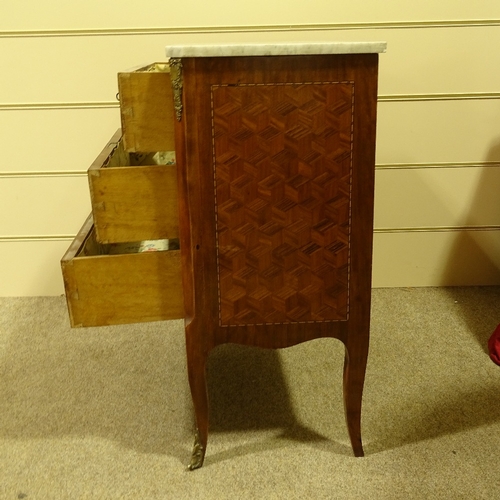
[[61, 42, 385, 468]]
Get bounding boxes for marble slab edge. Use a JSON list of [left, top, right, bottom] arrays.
[[165, 42, 387, 58]]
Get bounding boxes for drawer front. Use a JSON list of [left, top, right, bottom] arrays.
[[88, 130, 179, 244], [61, 215, 184, 328], [118, 63, 175, 153]]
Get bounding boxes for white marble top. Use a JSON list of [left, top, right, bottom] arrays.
[[165, 42, 387, 58]]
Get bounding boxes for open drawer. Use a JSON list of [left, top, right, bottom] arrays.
[[61, 214, 184, 328], [88, 129, 179, 244], [118, 62, 175, 153]]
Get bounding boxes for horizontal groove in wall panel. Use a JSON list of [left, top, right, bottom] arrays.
[[0, 240, 68, 296], [0, 171, 87, 178], [376, 99, 500, 165], [376, 161, 500, 170], [4, 225, 500, 242], [0, 107, 120, 173], [2, 27, 500, 103], [2, 3, 500, 32], [374, 167, 500, 229], [372, 230, 500, 287], [3, 92, 500, 112], [379, 92, 500, 102], [0, 102, 118, 111], [0, 177, 91, 236], [0, 235, 74, 242], [374, 226, 500, 234]]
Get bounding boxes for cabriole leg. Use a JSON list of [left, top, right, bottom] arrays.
[[342, 341, 369, 457]]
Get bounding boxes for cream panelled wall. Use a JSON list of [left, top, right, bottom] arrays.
[[1, 1, 500, 295]]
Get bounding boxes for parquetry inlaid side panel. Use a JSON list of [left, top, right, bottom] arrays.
[[211, 82, 354, 326]]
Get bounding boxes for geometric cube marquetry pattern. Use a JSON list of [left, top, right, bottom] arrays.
[[211, 82, 354, 325]]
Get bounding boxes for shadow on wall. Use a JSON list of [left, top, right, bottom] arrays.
[[441, 136, 500, 351]]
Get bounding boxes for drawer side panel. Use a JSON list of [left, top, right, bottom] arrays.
[[118, 69, 176, 153], [90, 164, 180, 243], [63, 246, 183, 327]]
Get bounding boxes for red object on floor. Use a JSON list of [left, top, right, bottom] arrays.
[[488, 324, 500, 366]]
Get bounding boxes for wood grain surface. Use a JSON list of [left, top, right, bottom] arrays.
[[175, 53, 379, 467], [88, 130, 180, 244]]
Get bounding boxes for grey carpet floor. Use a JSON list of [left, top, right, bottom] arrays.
[[1, 287, 499, 499]]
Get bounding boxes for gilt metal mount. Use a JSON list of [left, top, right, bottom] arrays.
[[188, 429, 205, 471], [169, 58, 183, 121]]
